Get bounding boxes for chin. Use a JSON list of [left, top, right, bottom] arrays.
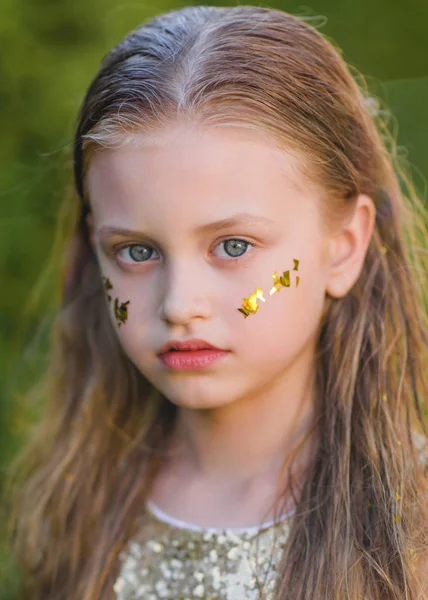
[[170, 396, 230, 410]]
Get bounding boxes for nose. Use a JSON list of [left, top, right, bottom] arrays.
[[158, 264, 211, 325]]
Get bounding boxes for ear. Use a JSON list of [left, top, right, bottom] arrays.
[[325, 194, 376, 299], [86, 212, 96, 251]]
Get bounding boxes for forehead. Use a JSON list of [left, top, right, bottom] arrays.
[[85, 124, 321, 225]]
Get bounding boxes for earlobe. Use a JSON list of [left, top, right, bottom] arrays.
[[325, 272, 350, 299]]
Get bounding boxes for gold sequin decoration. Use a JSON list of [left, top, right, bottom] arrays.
[[114, 298, 130, 328], [102, 275, 113, 303], [113, 507, 293, 600], [238, 288, 266, 318], [237, 259, 300, 318], [269, 270, 290, 295], [102, 275, 130, 328]]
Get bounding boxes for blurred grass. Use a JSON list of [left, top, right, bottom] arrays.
[[1, 1, 427, 597]]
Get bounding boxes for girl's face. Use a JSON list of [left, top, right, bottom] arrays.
[[86, 123, 332, 410]]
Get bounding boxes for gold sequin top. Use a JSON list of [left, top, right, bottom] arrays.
[[113, 432, 428, 600], [113, 501, 296, 600]]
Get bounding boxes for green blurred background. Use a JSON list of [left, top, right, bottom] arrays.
[[1, 0, 427, 597]]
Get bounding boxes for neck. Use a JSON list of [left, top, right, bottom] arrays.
[[164, 350, 319, 493]]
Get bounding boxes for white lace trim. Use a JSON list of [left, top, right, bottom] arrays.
[[145, 500, 296, 534]]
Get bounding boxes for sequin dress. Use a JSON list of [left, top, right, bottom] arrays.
[[113, 431, 428, 600], [113, 501, 295, 600]]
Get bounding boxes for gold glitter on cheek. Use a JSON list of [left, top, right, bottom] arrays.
[[269, 270, 290, 295], [238, 259, 301, 317], [102, 275, 113, 303], [101, 275, 130, 327], [269, 272, 281, 296], [237, 288, 266, 318], [114, 297, 131, 328]]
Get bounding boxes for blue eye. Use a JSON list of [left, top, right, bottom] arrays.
[[113, 237, 257, 265], [118, 245, 155, 263]]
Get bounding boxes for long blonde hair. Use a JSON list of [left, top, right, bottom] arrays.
[[4, 6, 428, 599]]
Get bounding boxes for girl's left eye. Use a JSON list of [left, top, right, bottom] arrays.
[[112, 237, 257, 265]]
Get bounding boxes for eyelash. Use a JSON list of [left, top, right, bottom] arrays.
[[111, 237, 258, 266]]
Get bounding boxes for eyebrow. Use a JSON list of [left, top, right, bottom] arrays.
[[97, 213, 277, 240]]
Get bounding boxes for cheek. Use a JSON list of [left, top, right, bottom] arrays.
[[232, 269, 325, 361], [102, 281, 149, 347]]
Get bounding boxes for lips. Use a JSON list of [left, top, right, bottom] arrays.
[[161, 345, 217, 354], [159, 347, 230, 370], [158, 338, 224, 354]]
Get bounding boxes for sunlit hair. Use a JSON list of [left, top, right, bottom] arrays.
[[4, 5, 428, 599]]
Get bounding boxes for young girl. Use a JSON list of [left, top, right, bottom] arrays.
[[5, 5, 428, 600]]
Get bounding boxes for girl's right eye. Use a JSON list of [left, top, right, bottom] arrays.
[[114, 244, 158, 264]]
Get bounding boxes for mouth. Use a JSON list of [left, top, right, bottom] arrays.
[[158, 338, 226, 354], [158, 347, 230, 370], [160, 345, 223, 354], [167, 348, 204, 352]]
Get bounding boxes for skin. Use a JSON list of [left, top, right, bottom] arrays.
[[86, 122, 376, 527]]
